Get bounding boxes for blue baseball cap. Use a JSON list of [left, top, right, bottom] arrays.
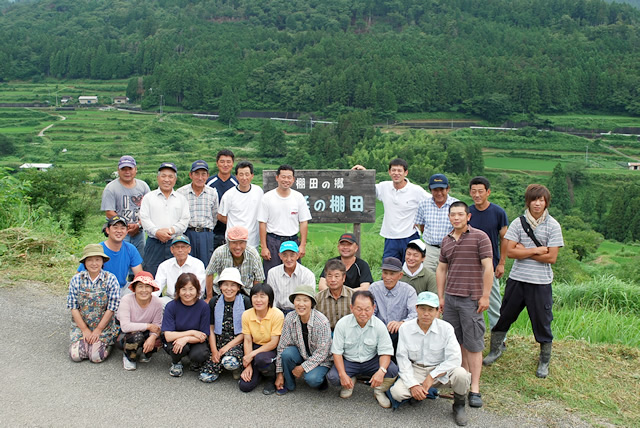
[[158, 162, 177, 173], [416, 292, 440, 308], [171, 235, 191, 246], [429, 174, 449, 189], [190, 160, 209, 172], [279, 241, 299, 253]]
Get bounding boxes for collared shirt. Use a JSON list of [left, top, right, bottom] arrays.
[[415, 195, 459, 245], [266, 263, 316, 311], [369, 280, 417, 325], [205, 244, 265, 294], [376, 179, 430, 239], [396, 318, 462, 387], [316, 286, 354, 330], [331, 314, 394, 363], [506, 213, 564, 284], [139, 188, 190, 238], [276, 309, 333, 373], [242, 307, 284, 346], [67, 270, 120, 312], [177, 183, 218, 229], [401, 267, 437, 294], [439, 225, 493, 300], [218, 184, 264, 248], [153, 255, 206, 299]]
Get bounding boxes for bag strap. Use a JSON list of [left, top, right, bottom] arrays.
[[519, 215, 543, 247]]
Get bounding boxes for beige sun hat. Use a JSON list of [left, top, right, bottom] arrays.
[[79, 244, 110, 264]]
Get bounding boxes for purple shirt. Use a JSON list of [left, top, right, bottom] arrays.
[[162, 299, 210, 335]]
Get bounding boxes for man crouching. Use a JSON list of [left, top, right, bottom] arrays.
[[390, 292, 471, 426]]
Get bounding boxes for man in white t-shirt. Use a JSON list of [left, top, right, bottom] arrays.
[[217, 161, 263, 249], [353, 158, 430, 263], [258, 165, 312, 275]]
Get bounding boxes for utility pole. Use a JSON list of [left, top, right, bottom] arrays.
[[160, 95, 163, 114]]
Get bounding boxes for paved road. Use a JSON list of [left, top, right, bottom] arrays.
[[0, 283, 556, 427]]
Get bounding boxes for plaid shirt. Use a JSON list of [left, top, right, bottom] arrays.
[[67, 270, 120, 312], [205, 244, 265, 293], [276, 309, 333, 373], [415, 195, 458, 245], [177, 184, 218, 229]]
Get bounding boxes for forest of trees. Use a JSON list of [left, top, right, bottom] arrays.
[[1, 0, 640, 119]]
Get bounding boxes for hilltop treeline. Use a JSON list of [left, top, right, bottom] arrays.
[[1, 0, 640, 118]]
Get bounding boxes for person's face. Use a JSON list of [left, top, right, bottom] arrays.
[[179, 282, 198, 305], [529, 197, 547, 218], [405, 248, 425, 270], [448, 206, 470, 230], [338, 240, 358, 258], [275, 170, 294, 190], [416, 305, 439, 327], [170, 243, 191, 262], [217, 155, 234, 176], [350, 295, 375, 325], [134, 283, 153, 301], [470, 184, 490, 207], [236, 166, 254, 188], [279, 250, 299, 268], [119, 166, 137, 184], [157, 169, 177, 193], [84, 256, 104, 276], [381, 269, 403, 289], [252, 291, 269, 311], [219, 281, 241, 301], [325, 270, 346, 291], [189, 168, 209, 189], [388, 165, 408, 185], [228, 240, 247, 258], [107, 223, 127, 242], [430, 186, 449, 205], [293, 295, 312, 319]]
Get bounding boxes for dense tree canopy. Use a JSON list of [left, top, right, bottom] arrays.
[[1, 0, 640, 118]]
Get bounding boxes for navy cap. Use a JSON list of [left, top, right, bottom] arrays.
[[429, 174, 449, 189], [381, 257, 402, 272], [190, 160, 209, 172], [158, 162, 177, 173], [118, 155, 136, 169]]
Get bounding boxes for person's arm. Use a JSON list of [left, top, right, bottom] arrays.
[[71, 309, 92, 342], [529, 246, 559, 264], [131, 264, 142, 276], [370, 354, 391, 388], [495, 225, 508, 278], [259, 222, 270, 261], [86, 309, 115, 345], [318, 277, 327, 291], [332, 353, 354, 389], [478, 257, 494, 313], [217, 213, 227, 224], [435, 261, 448, 312], [298, 220, 308, 258], [173, 197, 191, 236], [104, 210, 118, 218], [163, 330, 207, 343], [218, 333, 244, 357], [396, 326, 421, 394], [153, 264, 167, 298], [506, 239, 550, 260], [240, 333, 254, 382], [205, 275, 214, 302], [139, 196, 157, 237], [209, 325, 220, 362]]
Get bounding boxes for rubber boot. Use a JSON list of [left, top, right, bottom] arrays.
[[452, 393, 468, 426], [373, 376, 397, 409], [482, 331, 507, 366], [535, 342, 552, 378]]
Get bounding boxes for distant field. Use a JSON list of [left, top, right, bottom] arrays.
[[484, 156, 561, 172], [0, 80, 129, 104]]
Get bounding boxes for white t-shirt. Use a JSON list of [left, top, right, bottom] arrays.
[[376, 179, 430, 239], [257, 189, 312, 237], [219, 185, 264, 248]]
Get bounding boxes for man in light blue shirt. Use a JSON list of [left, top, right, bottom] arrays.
[[327, 291, 399, 409], [369, 257, 417, 353]]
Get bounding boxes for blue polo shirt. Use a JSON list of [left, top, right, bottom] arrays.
[[78, 241, 142, 288]]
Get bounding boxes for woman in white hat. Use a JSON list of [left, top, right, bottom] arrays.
[[199, 268, 252, 383], [67, 244, 120, 363], [116, 271, 164, 371]]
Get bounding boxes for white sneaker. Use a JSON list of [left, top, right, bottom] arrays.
[[123, 354, 137, 371]]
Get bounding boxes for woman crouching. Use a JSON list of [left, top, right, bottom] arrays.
[[161, 272, 210, 377], [116, 271, 163, 370], [67, 244, 120, 363]]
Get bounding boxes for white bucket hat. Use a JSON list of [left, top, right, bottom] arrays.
[[214, 267, 244, 288]]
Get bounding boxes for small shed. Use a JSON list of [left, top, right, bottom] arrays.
[[19, 163, 53, 171], [60, 96, 73, 104], [78, 96, 98, 105], [628, 162, 640, 171], [113, 96, 128, 105]]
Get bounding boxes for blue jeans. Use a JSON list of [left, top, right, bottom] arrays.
[[280, 346, 329, 391]]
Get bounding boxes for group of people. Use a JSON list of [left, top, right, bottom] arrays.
[[67, 153, 563, 426]]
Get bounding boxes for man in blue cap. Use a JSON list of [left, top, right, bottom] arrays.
[[139, 162, 190, 276], [390, 291, 471, 426], [415, 173, 458, 272], [266, 241, 315, 314], [178, 160, 219, 267]]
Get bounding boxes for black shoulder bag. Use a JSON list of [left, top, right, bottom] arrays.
[[519, 215, 543, 247]]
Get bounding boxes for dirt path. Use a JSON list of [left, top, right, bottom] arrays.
[[37, 114, 66, 137]]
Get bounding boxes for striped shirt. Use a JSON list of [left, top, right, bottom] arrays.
[[276, 309, 333, 373], [205, 243, 265, 293], [415, 195, 459, 245], [439, 225, 493, 300], [505, 215, 564, 284], [67, 270, 120, 312], [316, 286, 354, 330], [177, 184, 218, 229]]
